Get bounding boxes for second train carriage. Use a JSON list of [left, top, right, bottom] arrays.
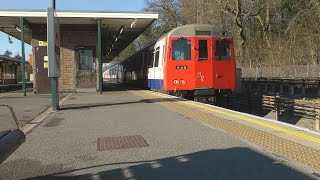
[[109, 24, 236, 100]]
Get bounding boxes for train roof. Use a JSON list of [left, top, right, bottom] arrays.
[[158, 24, 232, 40], [110, 24, 232, 68]]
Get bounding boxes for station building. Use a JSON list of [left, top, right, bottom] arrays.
[[0, 10, 158, 94], [0, 55, 22, 85]]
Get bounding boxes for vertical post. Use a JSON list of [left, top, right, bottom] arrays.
[[52, 0, 56, 9], [51, 78, 59, 110], [97, 19, 102, 94], [20, 17, 26, 96], [47, 8, 60, 110], [290, 85, 295, 96]]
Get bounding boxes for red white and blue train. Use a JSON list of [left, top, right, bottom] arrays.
[[107, 24, 236, 101]]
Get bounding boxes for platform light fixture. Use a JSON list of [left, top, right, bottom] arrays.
[[15, 25, 21, 32], [119, 26, 124, 34], [130, 19, 137, 28]]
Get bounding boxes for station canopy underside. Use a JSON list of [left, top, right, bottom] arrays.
[[0, 10, 158, 63]]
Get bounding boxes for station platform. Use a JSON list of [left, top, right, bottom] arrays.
[[1, 83, 320, 179]]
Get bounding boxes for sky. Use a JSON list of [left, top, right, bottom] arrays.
[[0, 0, 146, 60]]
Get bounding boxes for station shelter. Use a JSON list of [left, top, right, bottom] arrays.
[[0, 55, 22, 85], [0, 10, 158, 94]]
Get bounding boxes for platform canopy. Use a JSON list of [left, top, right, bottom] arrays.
[[0, 9, 158, 62]]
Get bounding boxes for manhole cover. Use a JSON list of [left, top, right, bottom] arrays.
[[97, 135, 148, 151]]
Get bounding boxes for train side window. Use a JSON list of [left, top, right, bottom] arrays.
[[148, 51, 154, 68], [172, 39, 191, 60], [154, 47, 160, 67], [215, 40, 231, 60], [199, 40, 208, 60]]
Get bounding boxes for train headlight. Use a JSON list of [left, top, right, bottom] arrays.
[[179, 79, 186, 85], [173, 79, 179, 85]]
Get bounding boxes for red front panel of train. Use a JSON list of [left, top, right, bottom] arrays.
[[164, 37, 195, 91], [164, 37, 236, 91], [194, 38, 236, 90], [212, 38, 236, 89]]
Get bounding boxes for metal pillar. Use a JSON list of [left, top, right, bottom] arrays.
[[290, 85, 295, 96], [48, 7, 59, 110], [52, 0, 56, 9], [20, 17, 26, 96], [97, 19, 102, 94], [51, 78, 59, 110], [301, 85, 306, 97]]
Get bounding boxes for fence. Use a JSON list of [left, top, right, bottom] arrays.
[[227, 93, 320, 130], [241, 64, 320, 78]]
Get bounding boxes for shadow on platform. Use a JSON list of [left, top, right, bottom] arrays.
[[25, 147, 312, 180], [59, 98, 185, 111], [103, 82, 145, 92]]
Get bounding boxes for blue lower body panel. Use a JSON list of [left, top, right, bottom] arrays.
[[148, 79, 163, 90]]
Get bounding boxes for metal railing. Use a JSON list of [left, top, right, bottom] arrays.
[[0, 104, 21, 129]]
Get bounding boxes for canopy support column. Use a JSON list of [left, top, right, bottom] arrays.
[[20, 17, 26, 96], [97, 19, 103, 94]]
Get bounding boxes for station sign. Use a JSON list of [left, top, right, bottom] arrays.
[[39, 41, 48, 46], [47, 8, 61, 77]]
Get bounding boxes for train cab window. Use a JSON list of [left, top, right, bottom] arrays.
[[172, 39, 191, 60], [199, 40, 208, 60], [215, 40, 231, 60], [154, 47, 160, 67]]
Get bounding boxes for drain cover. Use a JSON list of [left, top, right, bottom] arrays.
[[97, 135, 148, 151]]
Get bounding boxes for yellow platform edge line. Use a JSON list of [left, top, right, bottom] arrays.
[[145, 91, 320, 144], [183, 101, 320, 144]]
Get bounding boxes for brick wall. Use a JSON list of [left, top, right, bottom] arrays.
[[31, 24, 99, 93], [60, 31, 98, 92]]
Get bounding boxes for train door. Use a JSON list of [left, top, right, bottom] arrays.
[[212, 39, 236, 89], [153, 46, 163, 90], [195, 39, 213, 88]]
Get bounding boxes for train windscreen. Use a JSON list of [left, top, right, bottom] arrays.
[[215, 40, 231, 60], [172, 39, 191, 60]]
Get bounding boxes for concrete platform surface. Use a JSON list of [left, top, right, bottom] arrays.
[[0, 93, 66, 132], [0, 89, 317, 179]]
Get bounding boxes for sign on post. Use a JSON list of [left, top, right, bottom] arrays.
[[47, 8, 61, 77]]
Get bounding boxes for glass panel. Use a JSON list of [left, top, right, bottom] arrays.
[[199, 40, 208, 60], [172, 39, 191, 60], [148, 51, 154, 68], [154, 48, 160, 67], [215, 40, 231, 60], [79, 49, 93, 70]]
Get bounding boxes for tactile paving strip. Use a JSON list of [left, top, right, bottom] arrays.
[[97, 135, 148, 151], [131, 90, 320, 171]]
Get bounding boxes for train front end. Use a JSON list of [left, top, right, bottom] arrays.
[[164, 24, 236, 97]]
